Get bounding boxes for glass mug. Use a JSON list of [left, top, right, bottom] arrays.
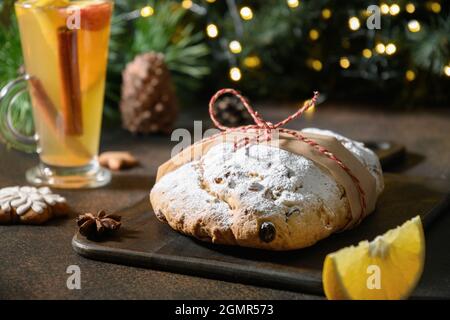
[[0, 0, 114, 188]]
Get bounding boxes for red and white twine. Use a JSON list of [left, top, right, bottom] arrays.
[[207, 88, 367, 226]]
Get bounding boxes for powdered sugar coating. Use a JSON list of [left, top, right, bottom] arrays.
[[302, 128, 384, 195], [201, 143, 345, 219]]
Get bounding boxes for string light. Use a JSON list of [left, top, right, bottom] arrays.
[[206, 0, 216, 3], [321, 8, 332, 19], [206, 24, 219, 38], [181, 0, 193, 9], [229, 67, 242, 81], [380, 3, 390, 14], [406, 70, 416, 81], [348, 17, 361, 31], [311, 59, 323, 71], [429, 2, 442, 13], [309, 29, 320, 41], [389, 4, 401, 15], [340, 57, 350, 69], [244, 55, 261, 68], [140, 6, 154, 17], [240, 7, 253, 20], [361, 9, 370, 17], [229, 40, 242, 54], [304, 101, 315, 118], [408, 20, 421, 33], [406, 3, 415, 13], [386, 43, 397, 55], [362, 48, 372, 58], [287, 0, 300, 9], [375, 43, 386, 54], [444, 65, 450, 77]]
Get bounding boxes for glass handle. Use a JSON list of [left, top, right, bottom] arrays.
[[0, 74, 37, 153]]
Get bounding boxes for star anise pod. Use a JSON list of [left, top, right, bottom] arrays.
[[77, 210, 122, 239]]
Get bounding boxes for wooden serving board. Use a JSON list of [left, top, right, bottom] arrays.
[[72, 173, 450, 297]]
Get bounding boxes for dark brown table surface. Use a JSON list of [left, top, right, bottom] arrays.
[[1, 102, 449, 299]]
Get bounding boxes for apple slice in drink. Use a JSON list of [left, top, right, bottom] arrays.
[[77, 0, 113, 31], [71, 1, 113, 92]]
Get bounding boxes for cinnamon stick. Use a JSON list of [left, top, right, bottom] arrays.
[[29, 78, 59, 132], [57, 27, 83, 136], [28, 77, 91, 159]]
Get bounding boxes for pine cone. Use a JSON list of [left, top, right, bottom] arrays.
[[214, 95, 253, 127], [120, 52, 178, 134]]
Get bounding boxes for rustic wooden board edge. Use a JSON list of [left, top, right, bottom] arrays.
[[71, 173, 450, 298], [72, 235, 324, 295], [422, 194, 450, 229], [72, 195, 450, 298]]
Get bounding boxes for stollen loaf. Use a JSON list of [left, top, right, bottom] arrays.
[[150, 127, 383, 251]]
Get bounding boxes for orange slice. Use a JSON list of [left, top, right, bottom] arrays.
[[323, 216, 425, 300]]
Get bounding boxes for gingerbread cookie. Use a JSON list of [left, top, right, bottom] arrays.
[[0, 186, 69, 225], [99, 151, 139, 171]]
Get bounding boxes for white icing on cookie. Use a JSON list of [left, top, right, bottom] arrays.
[[0, 186, 66, 215]]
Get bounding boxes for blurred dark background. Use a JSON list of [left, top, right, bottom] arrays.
[[1, 0, 449, 136]]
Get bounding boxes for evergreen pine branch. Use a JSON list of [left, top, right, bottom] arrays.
[[129, 1, 210, 93], [0, 11, 33, 136], [409, 14, 450, 75]]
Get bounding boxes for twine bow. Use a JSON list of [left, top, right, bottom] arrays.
[[208, 88, 367, 228]]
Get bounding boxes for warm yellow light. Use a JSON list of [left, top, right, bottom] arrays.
[[362, 48, 372, 58], [181, 0, 193, 9], [348, 16, 361, 31], [305, 103, 315, 112], [362, 9, 371, 17], [287, 0, 299, 9], [408, 20, 421, 33], [311, 59, 323, 71], [340, 57, 350, 69], [230, 67, 242, 81], [229, 40, 242, 54], [386, 43, 397, 55], [206, 0, 216, 3], [309, 29, 320, 41], [140, 6, 154, 17], [430, 2, 442, 13], [375, 43, 386, 54], [206, 24, 219, 38], [444, 65, 450, 77], [406, 70, 416, 81], [389, 4, 401, 15], [322, 8, 332, 19], [304, 102, 315, 118], [406, 3, 415, 13], [380, 3, 390, 14], [243, 55, 261, 68], [240, 6, 253, 20]]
